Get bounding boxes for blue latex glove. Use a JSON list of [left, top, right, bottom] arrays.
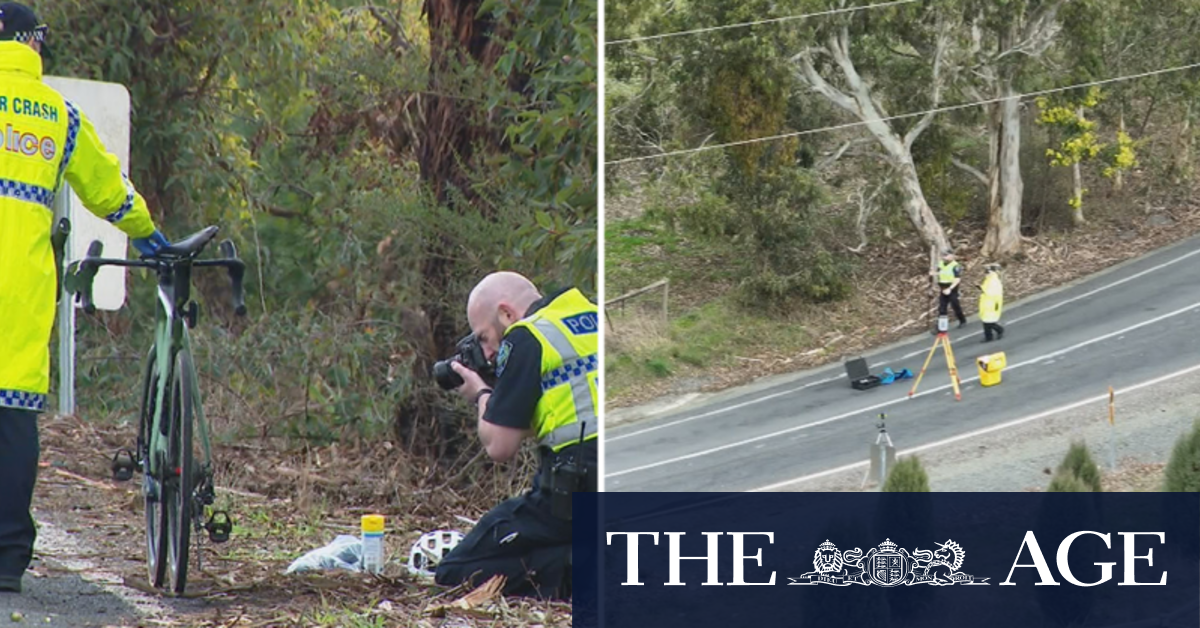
[[132, 230, 169, 257]]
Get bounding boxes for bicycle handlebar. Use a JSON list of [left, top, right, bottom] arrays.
[[203, 241, 247, 316], [68, 233, 248, 317]]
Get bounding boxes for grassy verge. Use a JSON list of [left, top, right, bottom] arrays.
[[606, 299, 818, 400], [605, 213, 888, 404]]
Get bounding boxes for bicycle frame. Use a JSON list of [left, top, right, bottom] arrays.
[[69, 238, 245, 484], [146, 259, 212, 481], [67, 229, 244, 592]]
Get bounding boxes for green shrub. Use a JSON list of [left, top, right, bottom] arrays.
[[878, 456, 934, 623], [1047, 471, 1095, 492], [1163, 420, 1200, 491], [1056, 441, 1103, 492], [882, 456, 931, 492]]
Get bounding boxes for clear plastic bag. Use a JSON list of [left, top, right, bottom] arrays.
[[285, 534, 364, 574]]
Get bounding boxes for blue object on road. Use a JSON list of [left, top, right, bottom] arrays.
[[879, 367, 897, 384], [878, 367, 914, 385]]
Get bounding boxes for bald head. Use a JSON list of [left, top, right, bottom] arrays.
[[466, 272, 542, 358]]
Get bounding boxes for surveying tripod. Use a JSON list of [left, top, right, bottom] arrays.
[[908, 316, 962, 401]]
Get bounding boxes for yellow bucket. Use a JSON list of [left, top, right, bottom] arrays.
[[977, 352, 1006, 387]]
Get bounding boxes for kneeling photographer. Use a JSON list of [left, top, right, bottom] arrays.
[[433, 272, 598, 599]]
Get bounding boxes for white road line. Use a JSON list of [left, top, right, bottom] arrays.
[[608, 360, 1200, 522], [606, 375, 842, 443], [752, 360, 1200, 492], [610, 242, 1200, 441], [606, 301, 1200, 479]]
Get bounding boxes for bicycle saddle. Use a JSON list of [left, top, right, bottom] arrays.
[[159, 226, 219, 258]]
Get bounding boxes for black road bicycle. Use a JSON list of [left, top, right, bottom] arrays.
[[68, 225, 245, 594]]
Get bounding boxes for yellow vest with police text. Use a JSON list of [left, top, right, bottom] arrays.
[[505, 288, 599, 452], [1, 42, 157, 411], [938, 261, 960, 285]]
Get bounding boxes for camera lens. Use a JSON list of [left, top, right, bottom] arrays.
[[432, 359, 464, 390]]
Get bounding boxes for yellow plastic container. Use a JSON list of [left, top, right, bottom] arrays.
[[977, 352, 1007, 387]]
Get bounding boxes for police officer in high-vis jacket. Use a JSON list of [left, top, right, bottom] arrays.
[[932, 249, 967, 329], [438, 271, 598, 598], [0, 2, 170, 594]]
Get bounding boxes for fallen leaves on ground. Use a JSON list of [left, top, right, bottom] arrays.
[[427, 574, 506, 618], [32, 415, 570, 627]]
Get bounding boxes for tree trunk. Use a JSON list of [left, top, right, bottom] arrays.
[[419, 0, 502, 362], [418, 0, 506, 206], [1175, 102, 1193, 184], [395, 0, 511, 465], [983, 77, 1023, 257], [1071, 106, 1086, 225], [792, 30, 949, 254], [1071, 160, 1085, 225], [416, 0, 513, 354], [985, 102, 1002, 217], [861, 124, 948, 252], [1113, 111, 1125, 192], [894, 157, 949, 254]]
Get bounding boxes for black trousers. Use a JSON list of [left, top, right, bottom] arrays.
[[0, 408, 39, 587], [938, 286, 966, 324], [983, 322, 1005, 341], [436, 440, 596, 599]]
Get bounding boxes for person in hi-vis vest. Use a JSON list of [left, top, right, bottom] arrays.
[[978, 263, 1005, 342], [439, 272, 598, 599], [930, 249, 967, 329], [0, 2, 171, 594]]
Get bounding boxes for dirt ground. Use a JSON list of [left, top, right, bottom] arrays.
[[18, 414, 570, 627]]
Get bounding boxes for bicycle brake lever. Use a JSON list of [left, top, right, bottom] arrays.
[[219, 240, 247, 316], [77, 240, 103, 314]]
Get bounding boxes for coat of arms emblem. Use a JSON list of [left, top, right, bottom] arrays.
[[790, 538, 989, 586]]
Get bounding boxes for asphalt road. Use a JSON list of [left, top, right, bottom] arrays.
[[605, 235, 1200, 492], [0, 522, 142, 627], [0, 517, 194, 627], [0, 567, 136, 627]]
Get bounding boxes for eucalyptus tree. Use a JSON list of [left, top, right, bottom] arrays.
[[947, 0, 1074, 256], [788, 0, 956, 255]]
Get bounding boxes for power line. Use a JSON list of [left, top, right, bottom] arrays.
[[605, 61, 1200, 166], [606, 0, 920, 46]]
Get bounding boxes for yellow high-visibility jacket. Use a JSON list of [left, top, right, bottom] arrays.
[[1, 41, 157, 412], [978, 272, 1004, 323], [505, 289, 599, 453]]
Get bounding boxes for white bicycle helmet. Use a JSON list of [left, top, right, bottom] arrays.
[[407, 530, 465, 576]]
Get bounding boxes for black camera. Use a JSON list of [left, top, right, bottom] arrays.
[[433, 333, 496, 390]]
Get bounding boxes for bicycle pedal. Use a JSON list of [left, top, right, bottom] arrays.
[[111, 449, 137, 482], [205, 510, 233, 543]]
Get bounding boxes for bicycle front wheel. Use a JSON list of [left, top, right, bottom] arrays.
[[166, 349, 196, 594], [139, 345, 169, 588]]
